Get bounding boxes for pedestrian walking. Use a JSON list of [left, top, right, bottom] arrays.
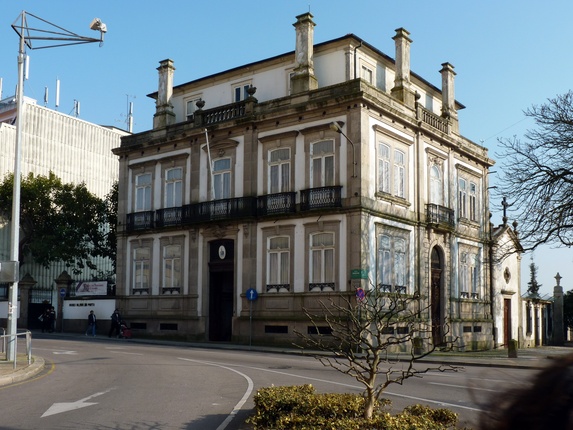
[[108, 309, 121, 338], [85, 310, 97, 336]]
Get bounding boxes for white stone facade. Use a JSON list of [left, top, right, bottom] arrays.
[[114, 13, 497, 348]]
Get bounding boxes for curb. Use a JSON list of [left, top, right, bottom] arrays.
[[0, 356, 45, 387]]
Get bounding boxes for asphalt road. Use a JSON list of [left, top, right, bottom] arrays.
[[0, 337, 537, 429]]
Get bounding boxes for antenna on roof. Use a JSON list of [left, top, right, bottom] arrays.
[[44, 86, 48, 106], [126, 94, 136, 132], [55, 78, 60, 109], [0, 77, 3, 100]]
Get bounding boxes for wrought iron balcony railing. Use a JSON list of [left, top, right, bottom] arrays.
[[156, 207, 183, 228], [257, 192, 296, 216], [300, 186, 342, 211], [426, 203, 455, 228], [183, 196, 257, 224], [126, 211, 155, 231]]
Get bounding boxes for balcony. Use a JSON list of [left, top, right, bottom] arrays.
[[183, 196, 257, 224], [126, 211, 154, 231], [426, 203, 455, 230], [156, 207, 183, 228], [257, 192, 296, 216], [300, 186, 342, 211]]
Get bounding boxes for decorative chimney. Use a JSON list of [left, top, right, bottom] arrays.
[[290, 13, 318, 95], [440, 62, 458, 124], [391, 28, 416, 108], [153, 59, 176, 129]]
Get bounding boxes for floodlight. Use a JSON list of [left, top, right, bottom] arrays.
[[90, 18, 107, 33]]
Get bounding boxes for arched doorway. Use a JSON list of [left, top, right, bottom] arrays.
[[208, 239, 234, 341], [430, 246, 444, 346]]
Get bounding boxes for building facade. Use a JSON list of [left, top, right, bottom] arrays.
[[0, 96, 126, 323], [113, 13, 496, 349]]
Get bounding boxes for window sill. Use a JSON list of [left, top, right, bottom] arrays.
[[375, 192, 411, 208]]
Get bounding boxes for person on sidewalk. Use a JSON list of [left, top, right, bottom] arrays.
[[108, 309, 121, 338], [85, 310, 97, 336]]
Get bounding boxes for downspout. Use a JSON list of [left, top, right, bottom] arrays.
[[353, 41, 363, 79]]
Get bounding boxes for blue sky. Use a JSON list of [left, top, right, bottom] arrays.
[[1, 0, 572, 297]]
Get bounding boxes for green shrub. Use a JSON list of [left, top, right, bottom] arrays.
[[247, 385, 464, 429]]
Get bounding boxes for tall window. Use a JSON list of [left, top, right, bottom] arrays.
[[469, 182, 477, 221], [269, 148, 291, 193], [458, 178, 467, 219], [310, 232, 335, 287], [459, 251, 479, 299], [430, 165, 443, 205], [459, 252, 469, 297], [458, 176, 479, 222], [311, 141, 335, 187], [377, 234, 408, 293], [213, 158, 231, 199], [378, 143, 390, 194], [394, 149, 405, 198], [377, 141, 408, 199], [133, 247, 150, 293], [377, 235, 391, 290], [163, 245, 181, 293], [268, 237, 290, 288], [135, 173, 152, 212], [165, 168, 182, 208]]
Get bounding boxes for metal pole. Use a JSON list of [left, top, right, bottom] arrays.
[[6, 12, 26, 362]]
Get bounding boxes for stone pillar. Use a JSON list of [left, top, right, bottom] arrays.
[[153, 59, 176, 129], [17, 273, 37, 329], [55, 271, 73, 333], [440, 63, 457, 119], [290, 13, 318, 94], [553, 272, 565, 345], [391, 28, 416, 108], [440, 62, 459, 134]]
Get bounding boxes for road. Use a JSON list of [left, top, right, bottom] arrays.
[[0, 336, 535, 429]]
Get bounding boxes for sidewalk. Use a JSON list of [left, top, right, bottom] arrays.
[[1, 331, 572, 387]]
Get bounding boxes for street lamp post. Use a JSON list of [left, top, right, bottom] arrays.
[[329, 121, 357, 178], [5, 11, 107, 362]]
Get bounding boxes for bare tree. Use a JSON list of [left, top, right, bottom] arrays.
[[294, 289, 460, 420], [496, 90, 573, 252]]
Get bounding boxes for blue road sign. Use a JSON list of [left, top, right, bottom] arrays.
[[60, 288, 67, 298], [356, 287, 365, 301], [246, 288, 258, 301]]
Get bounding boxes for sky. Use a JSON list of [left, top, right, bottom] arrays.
[[1, 0, 572, 297]]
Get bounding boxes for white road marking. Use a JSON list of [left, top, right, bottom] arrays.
[[184, 359, 484, 413], [178, 358, 254, 430], [428, 382, 498, 392], [52, 351, 77, 355], [42, 388, 116, 417]]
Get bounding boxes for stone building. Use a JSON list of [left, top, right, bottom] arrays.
[[113, 12, 496, 349]]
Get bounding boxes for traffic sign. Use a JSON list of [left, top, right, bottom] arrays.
[[356, 287, 365, 301], [246, 288, 258, 301], [60, 288, 67, 298]]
